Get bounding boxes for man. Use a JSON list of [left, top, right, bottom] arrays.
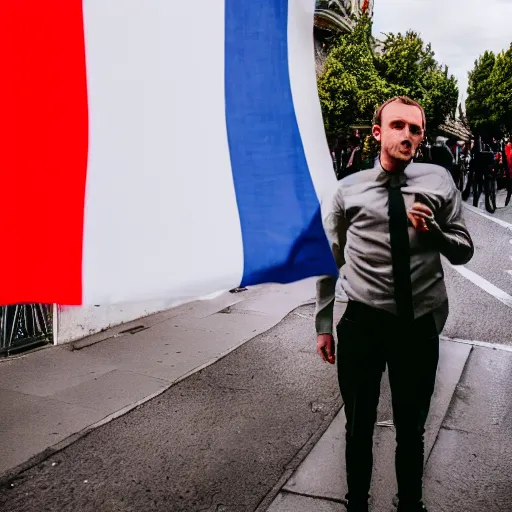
[[343, 135, 362, 178], [430, 136, 455, 179], [504, 138, 512, 206], [472, 137, 496, 212], [316, 96, 474, 512]]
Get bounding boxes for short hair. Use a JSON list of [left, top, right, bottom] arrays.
[[373, 96, 426, 130]]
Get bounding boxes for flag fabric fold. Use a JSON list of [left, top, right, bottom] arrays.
[[0, 0, 337, 306]]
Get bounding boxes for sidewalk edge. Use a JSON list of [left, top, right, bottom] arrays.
[[254, 401, 344, 512], [424, 341, 474, 466]]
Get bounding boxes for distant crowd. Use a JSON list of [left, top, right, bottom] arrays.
[[330, 134, 512, 208]]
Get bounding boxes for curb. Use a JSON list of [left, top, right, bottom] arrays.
[[254, 401, 343, 512]]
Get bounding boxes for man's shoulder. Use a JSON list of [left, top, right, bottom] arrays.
[[330, 169, 379, 209], [407, 162, 455, 193], [408, 162, 449, 178], [339, 168, 380, 186]]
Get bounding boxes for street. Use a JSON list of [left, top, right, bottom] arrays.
[[1, 200, 512, 512]]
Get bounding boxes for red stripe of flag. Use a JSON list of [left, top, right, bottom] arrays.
[[0, 1, 88, 305]]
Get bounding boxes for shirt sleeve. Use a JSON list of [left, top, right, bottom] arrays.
[[315, 187, 348, 335], [427, 172, 474, 265]]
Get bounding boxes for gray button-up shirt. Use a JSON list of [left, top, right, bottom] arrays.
[[315, 162, 474, 335]]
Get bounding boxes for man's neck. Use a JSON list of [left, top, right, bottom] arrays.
[[379, 153, 409, 173]]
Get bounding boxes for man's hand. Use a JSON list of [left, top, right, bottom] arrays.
[[317, 333, 335, 364], [408, 202, 434, 232]]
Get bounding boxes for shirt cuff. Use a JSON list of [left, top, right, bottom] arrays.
[[315, 309, 334, 335]]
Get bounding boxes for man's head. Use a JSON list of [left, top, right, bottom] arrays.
[[372, 96, 425, 171]]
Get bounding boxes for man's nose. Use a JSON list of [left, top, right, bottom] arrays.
[[403, 126, 412, 139]]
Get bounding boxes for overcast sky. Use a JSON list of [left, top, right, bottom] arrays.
[[372, 0, 512, 105]]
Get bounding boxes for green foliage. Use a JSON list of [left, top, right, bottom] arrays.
[[361, 134, 380, 168], [317, 21, 459, 139], [466, 51, 497, 137], [490, 46, 512, 134], [317, 17, 388, 138], [466, 47, 512, 137], [378, 31, 458, 132]]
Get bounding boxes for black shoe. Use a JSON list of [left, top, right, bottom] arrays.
[[505, 192, 511, 207]]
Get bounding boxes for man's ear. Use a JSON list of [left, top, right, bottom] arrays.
[[372, 124, 382, 142]]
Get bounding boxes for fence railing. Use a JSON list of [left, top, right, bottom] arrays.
[[0, 304, 53, 357]]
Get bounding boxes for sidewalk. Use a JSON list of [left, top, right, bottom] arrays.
[[0, 279, 317, 481]]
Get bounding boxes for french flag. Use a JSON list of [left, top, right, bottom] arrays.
[[0, 0, 337, 306]]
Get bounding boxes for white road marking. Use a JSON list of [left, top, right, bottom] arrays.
[[441, 336, 512, 353], [463, 203, 512, 230], [461, 203, 512, 297], [451, 265, 512, 309]]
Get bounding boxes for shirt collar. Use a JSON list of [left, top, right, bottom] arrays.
[[375, 158, 408, 187]]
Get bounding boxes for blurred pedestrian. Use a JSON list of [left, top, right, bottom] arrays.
[[505, 138, 512, 206], [430, 136, 455, 179], [343, 135, 362, 178]]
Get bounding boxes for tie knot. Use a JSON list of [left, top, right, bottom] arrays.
[[389, 172, 407, 189]]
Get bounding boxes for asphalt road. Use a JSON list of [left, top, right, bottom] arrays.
[[1, 193, 512, 512], [442, 202, 512, 344]]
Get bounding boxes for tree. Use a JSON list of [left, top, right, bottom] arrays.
[[466, 51, 497, 138], [487, 46, 512, 135], [317, 16, 389, 139], [317, 19, 459, 140], [377, 31, 459, 133]]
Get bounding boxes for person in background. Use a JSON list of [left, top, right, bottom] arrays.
[[414, 141, 431, 163], [330, 145, 338, 176], [331, 137, 343, 180], [505, 138, 512, 206], [344, 135, 362, 178], [430, 136, 455, 179], [316, 96, 474, 512]]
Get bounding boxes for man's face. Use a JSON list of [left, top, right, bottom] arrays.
[[372, 101, 424, 164]]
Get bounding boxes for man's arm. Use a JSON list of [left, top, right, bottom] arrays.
[[315, 189, 348, 335], [425, 174, 474, 265]]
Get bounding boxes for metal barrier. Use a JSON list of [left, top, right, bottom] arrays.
[[0, 304, 53, 357]]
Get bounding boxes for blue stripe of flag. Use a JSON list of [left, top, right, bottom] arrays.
[[224, 0, 337, 286]]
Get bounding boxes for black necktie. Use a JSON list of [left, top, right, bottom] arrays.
[[388, 175, 414, 322]]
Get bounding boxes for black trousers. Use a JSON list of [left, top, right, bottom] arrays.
[[336, 301, 439, 505]]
